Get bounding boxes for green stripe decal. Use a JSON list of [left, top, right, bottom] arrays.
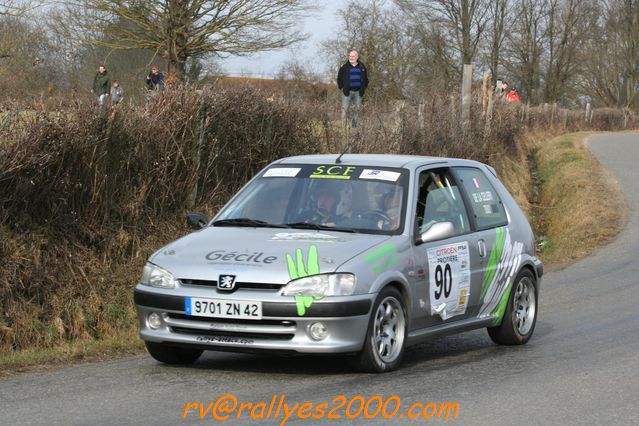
[[373, 257, 399, 273], [309, 175, 351, 180], [491, 281, 513, 325], [480, 227, 506, 300], [365, 243, 396, 264]]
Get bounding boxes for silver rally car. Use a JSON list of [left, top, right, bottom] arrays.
[[134, 154, 543, 372]]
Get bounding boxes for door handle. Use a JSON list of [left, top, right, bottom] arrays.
[[478, 239, 486, 258]]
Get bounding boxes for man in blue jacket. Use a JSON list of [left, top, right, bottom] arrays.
[[337, 50, 368, 128], [145, 64, 165, 107], [146, 64, 165, 91]]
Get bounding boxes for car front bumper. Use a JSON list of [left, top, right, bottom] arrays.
[[134, 286, 374, 354]]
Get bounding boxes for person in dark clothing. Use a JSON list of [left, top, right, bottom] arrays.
[[337, 50, 368, 128], [145, 64, 165, 107], [92, 65, 110, 106], [146, 64, 165, 91]]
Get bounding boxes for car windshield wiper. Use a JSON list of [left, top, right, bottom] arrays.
[[212, 218, 288, 228], [285, 222, 357, 233]]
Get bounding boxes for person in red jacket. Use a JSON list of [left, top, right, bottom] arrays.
[[505, 87, 521, 103]]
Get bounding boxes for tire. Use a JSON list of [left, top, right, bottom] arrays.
[[487, 269, 538, 345], [354, 286, 407, 373], [145, 341, 203, 364]]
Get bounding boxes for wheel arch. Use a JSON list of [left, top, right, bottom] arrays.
[[377, 280, 411, 328], [518, 261, 540, 285]]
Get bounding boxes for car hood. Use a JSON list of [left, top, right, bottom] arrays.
[[149, 227, 390, 284]]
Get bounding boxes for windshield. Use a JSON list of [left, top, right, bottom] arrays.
[[215, 164, 409, 234]]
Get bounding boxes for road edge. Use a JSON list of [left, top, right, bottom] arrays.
[[535, 131, 630, 271]]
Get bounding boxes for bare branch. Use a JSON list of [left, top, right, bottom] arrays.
[[67, 0, 314, 78]]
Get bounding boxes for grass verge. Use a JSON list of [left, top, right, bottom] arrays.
[[533, 132, 628, 270], [0, 332, 143, 378]]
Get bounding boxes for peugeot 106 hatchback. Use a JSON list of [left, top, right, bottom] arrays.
[[134, 154, 542, 372]]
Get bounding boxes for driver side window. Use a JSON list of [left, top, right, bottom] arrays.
[[416, 169, 470, 237]]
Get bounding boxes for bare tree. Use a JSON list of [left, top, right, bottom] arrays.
[[610, 0, 639, 108], [397, 0, 489, 69], [502, 0, 547, 103], [540, 0, 595, 103], [0, 15, 54, 100], [69, 0, 313, 78], [486, 0, 509, 85], [0, 0, 34, 17], [535, 0, 639, 109], [323, 0, 420, 99]]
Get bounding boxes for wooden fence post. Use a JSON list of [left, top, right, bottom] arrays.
[[418, 103, 425, 130], [623, 107, 629, 129], [482, 71, 491, 116], [461, 64, 473, 128], [188, 93, 208, 209]]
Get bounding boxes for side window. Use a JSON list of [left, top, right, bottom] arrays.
[[454, 167, 508, 229], [415, 169, 470, 237]]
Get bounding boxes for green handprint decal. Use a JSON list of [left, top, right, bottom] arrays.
[[286, 245, 322, 316], [294, 295, 322, 316], [287, 245, 320, 280]]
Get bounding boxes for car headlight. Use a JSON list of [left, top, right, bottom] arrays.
[[281, 274, 356, 297], [141, 263, 176, 289]]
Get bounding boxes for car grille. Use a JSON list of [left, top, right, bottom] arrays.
[[179, 279, 284, 291], [164, 313, 296, 341]]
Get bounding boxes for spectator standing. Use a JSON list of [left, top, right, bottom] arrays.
[[337, 50, 368, 128], [92, 65, 110, 106], [145, 64, 165, 107], [505, 87, 521, 103], [146, 64, 165, 91], [497, 81, 509, 99], [110, 81, 124, 106]]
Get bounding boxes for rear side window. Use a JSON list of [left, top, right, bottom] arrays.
[[454, 167, 508, 229]]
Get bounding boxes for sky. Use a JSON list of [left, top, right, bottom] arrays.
[[219, 1, 348, 79]]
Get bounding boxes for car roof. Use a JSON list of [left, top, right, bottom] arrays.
[[275, 154, 487, 171]]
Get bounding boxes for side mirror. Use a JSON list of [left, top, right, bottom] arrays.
[[418, 221, 455, 244], [186, 212, 209, 230]]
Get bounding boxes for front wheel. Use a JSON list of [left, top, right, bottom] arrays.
[[354, 287, 407, 373], [145, 341, 203, 364], [487, 269, 538, 345]]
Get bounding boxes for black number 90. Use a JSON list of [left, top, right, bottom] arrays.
[[434, 264, 452, 299]]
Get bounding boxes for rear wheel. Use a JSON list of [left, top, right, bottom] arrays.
[[487, 269, 537, 345], [145, 341, 203, 364], [354, 287, 407, 373]]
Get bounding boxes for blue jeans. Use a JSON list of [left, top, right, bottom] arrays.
[[342, 91, 362, 128]]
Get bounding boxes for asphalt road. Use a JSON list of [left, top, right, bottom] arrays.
[[1, 133, 638, 425]]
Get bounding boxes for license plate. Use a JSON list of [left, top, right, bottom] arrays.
[[184, 297, 262, 319]]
